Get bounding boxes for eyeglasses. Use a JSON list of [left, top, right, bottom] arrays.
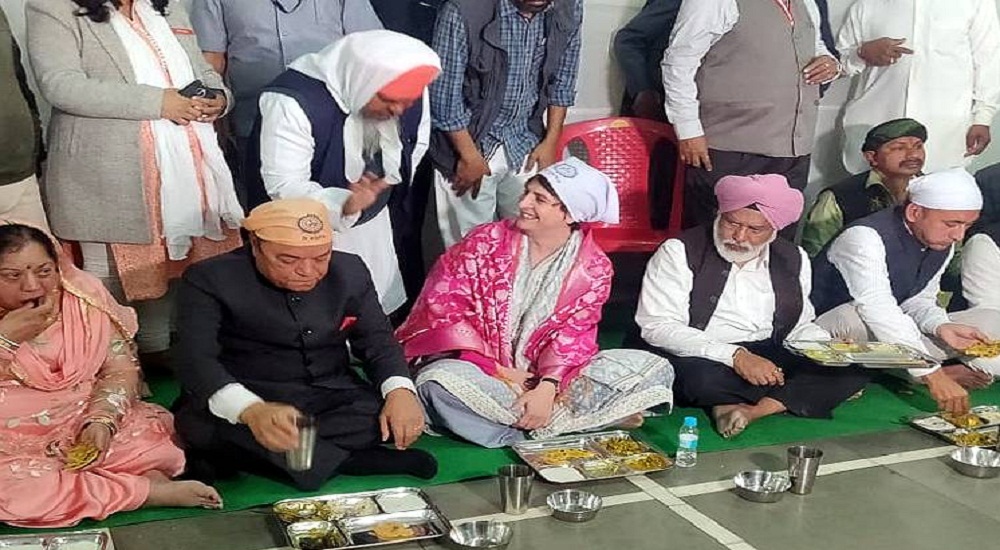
[[719, 214, 771, 237]]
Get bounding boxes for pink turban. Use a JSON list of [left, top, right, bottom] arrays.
[[714, 174, 804, 230]]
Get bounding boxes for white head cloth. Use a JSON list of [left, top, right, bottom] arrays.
[[907, 168, 983, 211], [289, 30, 441, 184], [537, 157, 620, 224]]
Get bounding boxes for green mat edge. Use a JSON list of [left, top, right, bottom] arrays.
[[4, 370, 985, 535]]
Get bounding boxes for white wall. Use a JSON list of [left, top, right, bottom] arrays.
[[4, 0, 999, 199]]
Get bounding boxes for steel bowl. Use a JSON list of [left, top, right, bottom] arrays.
[[732, 470, 792, 503], [949, 447, 1000, 478], [546, 489, 603, 522], [448, 520, 513, 549]]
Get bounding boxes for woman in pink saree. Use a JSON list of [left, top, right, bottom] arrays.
[[0, 225, 220, 528], [398, 159, 674, 448]]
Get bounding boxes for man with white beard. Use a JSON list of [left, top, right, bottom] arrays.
[[634, 174, 870, 438]]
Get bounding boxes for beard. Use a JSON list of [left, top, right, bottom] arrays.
[[713, 218, 775, 264]]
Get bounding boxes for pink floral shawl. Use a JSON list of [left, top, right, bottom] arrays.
[[396, 221, 612, 389]]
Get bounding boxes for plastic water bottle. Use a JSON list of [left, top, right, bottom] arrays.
[[675, 416, 699, 467]]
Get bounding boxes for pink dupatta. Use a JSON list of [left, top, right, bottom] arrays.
[[396, 221, 612, 390], [5, 264, 137, 392], [0, 257, 138, 454]]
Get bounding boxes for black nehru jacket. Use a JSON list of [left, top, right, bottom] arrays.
[[680, 224, 803, 345], [173, 248, 410, 413]]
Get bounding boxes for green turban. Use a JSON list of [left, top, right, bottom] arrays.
[[862, 118, 928, 152]]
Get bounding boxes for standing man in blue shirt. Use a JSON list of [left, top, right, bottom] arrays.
[[190, 0, 383, 205], [428, 0, 583, 247]]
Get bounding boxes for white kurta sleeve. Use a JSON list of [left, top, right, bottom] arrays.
[[380, 376, 417, 398], [826, 226, 939, 377], [258, 92, 361, 231], [660, 0, 738, 140], [635, 239, 742, 366], [962, 233, 1000, 309], [834, 1, 867, 77], [785, 248, 833, 342], [208, 383, 264, 425], [969, 0, 1000, 126], [804, 0, 834, 61]]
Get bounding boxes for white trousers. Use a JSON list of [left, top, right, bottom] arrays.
[[815, 304, 1000, 376], [332, 208, 405, 314], [434, 150, 532, 248], [78, 242, 173, 353]]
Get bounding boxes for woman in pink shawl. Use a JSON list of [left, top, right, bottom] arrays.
[[397, 159, 673, 448], [0, 225, 220, 528]]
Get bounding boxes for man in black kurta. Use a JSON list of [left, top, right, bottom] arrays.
[[173, 199, 433, 490]]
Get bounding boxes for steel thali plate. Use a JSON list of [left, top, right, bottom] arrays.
[[512, 430, 673, 483], [909, 405, 1000, 447], [0, 531, 110, 550], [785, 340, 936, 368], [274, 487, 449, 549]]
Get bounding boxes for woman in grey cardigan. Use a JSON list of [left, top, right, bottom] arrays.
[[26, 0, 244, 362]]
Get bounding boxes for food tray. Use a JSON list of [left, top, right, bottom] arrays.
[[512, 430, 673, 483], [273, 487, 450, 549], [785, 340, 937, 368], [908, 405, 1000, 447], [0, 530, 112, 549]]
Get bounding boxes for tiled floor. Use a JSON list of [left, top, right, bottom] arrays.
[[108, 429, 1000, 550]]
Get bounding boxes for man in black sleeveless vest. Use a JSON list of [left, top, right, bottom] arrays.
[[635, 175, 870, 438], [813, 169, 1000, 413], [801, 118, 926, 257], [245, 31, 441, 317]]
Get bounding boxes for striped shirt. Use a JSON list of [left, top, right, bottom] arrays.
[[431, 0, 582, 169]]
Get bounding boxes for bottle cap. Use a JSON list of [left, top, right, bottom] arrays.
[[683, 416, 697, 427]]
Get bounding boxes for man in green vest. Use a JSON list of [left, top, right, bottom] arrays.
[[801, 118, 926, 257]]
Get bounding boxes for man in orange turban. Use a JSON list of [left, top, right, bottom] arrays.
[[173, 199, 436, 490]]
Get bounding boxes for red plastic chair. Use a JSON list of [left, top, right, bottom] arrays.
[[556, 117, 685, 253]]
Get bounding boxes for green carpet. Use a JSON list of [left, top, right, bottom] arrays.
[[4, 369, 997, 535]]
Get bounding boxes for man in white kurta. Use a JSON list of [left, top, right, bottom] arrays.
[[812, 170, 1000, 411], [254, 31, 440, 314], [837, 0, 1000, 174], [962, 226, 1000, 311], [635, 174, 871, 438]]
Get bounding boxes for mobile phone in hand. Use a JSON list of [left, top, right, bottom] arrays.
[[178, 80, 217, 99]]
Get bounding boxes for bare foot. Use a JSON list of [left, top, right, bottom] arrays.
[[942, 364, 994, 389], [615, 413, 645, 430], [712, 404, 751, 439], [144, 471, 223, 509]]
